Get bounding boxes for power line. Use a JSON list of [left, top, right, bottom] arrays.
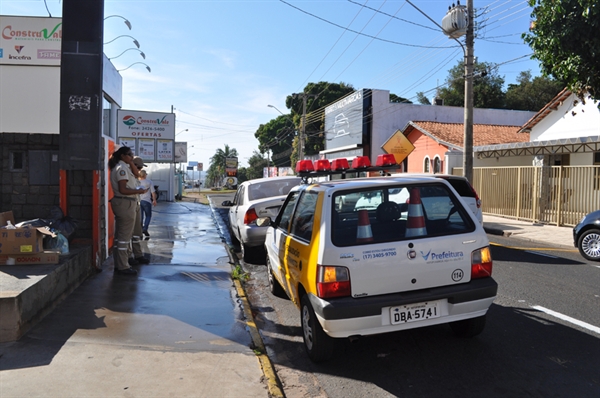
[[278, 0, 459, 49]]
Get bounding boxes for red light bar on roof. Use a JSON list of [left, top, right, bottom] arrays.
[[331, 158, 349, 171], [375, 154, 397, 167], [352, 156, 371, 169], [295, 160, 314, 173], [313, 159, 331, 172]]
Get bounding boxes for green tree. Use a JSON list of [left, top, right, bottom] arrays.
[[523, 0, 599, 103], [416, 92, 432, 105], [245, 150, 269, 180], [254, 115, 295, 167], [389, 93, 412, 104], [206, 144, 238, 188], [285, 81, 355, 164], [505, 71, 564, 111], [437, 60, 505, 109]]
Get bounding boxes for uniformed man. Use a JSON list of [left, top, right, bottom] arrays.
[[108, 147, 150, 275]]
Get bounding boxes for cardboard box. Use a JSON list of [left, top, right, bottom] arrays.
[[0, 211, 55, 255], [0, 251, 60, 265]]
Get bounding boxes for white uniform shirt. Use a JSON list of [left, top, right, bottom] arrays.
[[111, 160, 139, 198]]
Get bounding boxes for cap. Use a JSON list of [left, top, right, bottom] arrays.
[[133, 156, 147, 168]]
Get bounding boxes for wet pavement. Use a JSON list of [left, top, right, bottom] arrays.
[[0, 201, 269, 397]]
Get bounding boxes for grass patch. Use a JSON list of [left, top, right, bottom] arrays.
[[231, 264, 249, 281]]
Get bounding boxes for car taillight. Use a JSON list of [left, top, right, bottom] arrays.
[[468, 183, 481, 208], [316, 265, 351, 299], [244, 208, 258, 225], [471, 247, 492, 279]]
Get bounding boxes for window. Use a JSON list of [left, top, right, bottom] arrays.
[[433, 156, 441, 173], [102, 96, 113, 138], [423, 156, 430, 173], [290, 191, 318, 241], [331, 183, 475, 247], [9, 151, 25, 171], [277, 191, 299, 232]]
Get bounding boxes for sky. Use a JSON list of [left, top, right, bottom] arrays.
[[1, 0, 541, 168]]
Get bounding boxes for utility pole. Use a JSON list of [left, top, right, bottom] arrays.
[[407, 0, 474, 182], [463, 0, 474, 183], [292, 93, 318, 161]]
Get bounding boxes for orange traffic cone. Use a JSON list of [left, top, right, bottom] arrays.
[[405, 188, 427, 237], [356, 209, 374, 243]]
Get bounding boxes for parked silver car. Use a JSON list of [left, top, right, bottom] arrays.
[[222, 176, 301, 262]]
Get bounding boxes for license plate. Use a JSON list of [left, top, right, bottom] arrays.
[[390, 301, 440, 325]]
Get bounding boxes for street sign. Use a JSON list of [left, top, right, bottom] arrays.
[[382, 130, 415, 164]]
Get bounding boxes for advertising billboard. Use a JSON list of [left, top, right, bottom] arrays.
[[117, 109, 175, 163], [324, 90, 366, 151], [0, 16, 62, 66]]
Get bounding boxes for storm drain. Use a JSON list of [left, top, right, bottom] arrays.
[[181, 271, 231, 286]]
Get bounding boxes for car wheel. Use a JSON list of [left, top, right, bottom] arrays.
[[266, 256, 286, 298], [577, 228, 600, 261], [300, 295, 334, 362], [230, 230, 240, 246], [450, 315, 486, 338], [241, 242, 256, 263]]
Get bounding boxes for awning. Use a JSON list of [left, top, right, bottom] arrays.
[[474, 135, 600, 159]]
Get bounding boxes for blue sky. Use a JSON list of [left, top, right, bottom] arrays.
[[1, 0, 540, 167]]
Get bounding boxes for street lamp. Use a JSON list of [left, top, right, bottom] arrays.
[[117, 62, 151, 73], [104, 15, 132, 30], [108, 48, 145, 60], [176, 129, 189, 136], [104, 35, 140, 48]]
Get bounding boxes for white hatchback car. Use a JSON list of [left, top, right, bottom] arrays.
[[222, 176, 301, 262], [259, 173, 497, 362]]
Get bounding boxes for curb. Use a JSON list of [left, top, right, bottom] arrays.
[[229, 246, 285, 398], [209, 199, 284, 398]]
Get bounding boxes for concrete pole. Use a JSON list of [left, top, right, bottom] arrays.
[[463, 0, 474, 183], [300, 95, 307, 161]]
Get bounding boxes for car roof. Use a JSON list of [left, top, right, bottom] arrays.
[[240, 176, 301, 186], [296, 175, 452, 192]]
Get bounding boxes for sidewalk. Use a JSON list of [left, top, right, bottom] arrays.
[[0, 200, 273, 397], [483, 214, 575, 249]]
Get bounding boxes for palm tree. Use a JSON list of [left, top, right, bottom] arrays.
[[207, 145, 238, 188]]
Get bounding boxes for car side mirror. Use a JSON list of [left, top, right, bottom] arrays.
[[256, 217, 272, 227], [221, 200, 234, 207]]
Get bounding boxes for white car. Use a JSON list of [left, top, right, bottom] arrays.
[[259, 172, 496, 362], [222, 176, 301, 263], [390, 173, 483, 224]]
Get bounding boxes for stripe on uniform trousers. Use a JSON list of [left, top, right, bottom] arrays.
[[116, 240, 130, 250]]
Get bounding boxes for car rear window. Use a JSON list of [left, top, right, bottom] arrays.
[[331, 183, 476, 247], [248, 178, 300, 201], [442, 178, 475, 197]]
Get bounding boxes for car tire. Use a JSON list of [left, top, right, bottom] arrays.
[[301, 295, 334, 362], [450, 315, 486, 338], [241, 242, 253, 263], [230, 229, 240, 246], [266, 256, 286, 298], [577, 228, 600, 261]]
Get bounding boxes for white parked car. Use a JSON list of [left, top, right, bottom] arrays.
[[222, 176, 301, 263], [259, 169, 496, 362]]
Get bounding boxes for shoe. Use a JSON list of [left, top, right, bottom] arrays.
[[135, 256, 150, 265], [143, 230, 150, 237], [128, 257, 139, 266], [114, 267, 138, 275]]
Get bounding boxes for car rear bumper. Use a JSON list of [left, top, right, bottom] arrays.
[[239, 224, 268, 248], [308, 277, 497, 338]]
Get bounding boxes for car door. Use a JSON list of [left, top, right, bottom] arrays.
[[284, 190, 319, 304], [266, 190, 300, 300], [230, 185, 245, 241]]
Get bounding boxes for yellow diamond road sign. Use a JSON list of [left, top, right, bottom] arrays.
[[382, 130, 415, 164]]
